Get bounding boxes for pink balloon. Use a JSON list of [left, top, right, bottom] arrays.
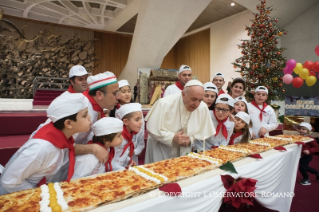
[[283, 74, 293, 84], [315, 45, 319, 56], [283, 66, 293, 74], [286, 59, 297, 69]]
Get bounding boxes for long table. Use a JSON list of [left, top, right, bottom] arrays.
[[91, 142, 304, 212]]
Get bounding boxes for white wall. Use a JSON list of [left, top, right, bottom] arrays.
[[210, 10, 252, 91], [281, 1, 319, 63]]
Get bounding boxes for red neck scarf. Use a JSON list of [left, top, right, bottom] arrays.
[[218, 89, 225, 96], [67, 85, 76, 93], [175, 81, 184, 90], [229, 131, 243, 145], [33, 122, 75, 185], [87, 141, 114, 172], [116, 103, 121, 109], [251, 100, 268, 121], [120, 126, 137, 163], [82, 90, 105, 118], [213, 110, 228, 139]]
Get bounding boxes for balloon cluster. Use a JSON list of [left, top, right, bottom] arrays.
[[283, 59, 319, 88]]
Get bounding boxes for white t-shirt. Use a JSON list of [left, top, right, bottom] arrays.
[[163, 84, 182, 97]]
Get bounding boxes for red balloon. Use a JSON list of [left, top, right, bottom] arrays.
[[313, 61, 319, 73], [292, 77, 304, 88], [309, 70, 316, 76], [303, 61, 313, 71]]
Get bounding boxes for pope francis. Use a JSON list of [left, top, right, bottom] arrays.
[[145, 80, 216, 163]]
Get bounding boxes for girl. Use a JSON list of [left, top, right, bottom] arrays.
[[229, 112, 251, 145], [114, 103, 144, 168], [230, 77, 246, 99], [247, 86, 278, 138], [203, 82, 218, 111], [233, 96, 249, 114], [72, 117, 124, 179], [109, 80, 132, 118], [195, 94, 234, 150]]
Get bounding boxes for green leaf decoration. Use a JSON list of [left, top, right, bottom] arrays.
[[220, 161, 238, 174]]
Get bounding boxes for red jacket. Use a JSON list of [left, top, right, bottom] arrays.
[[301, 136, 318, 156]]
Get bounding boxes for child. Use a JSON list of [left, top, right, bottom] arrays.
[[203, 82, 218, 111], [0, 94, 91, 194], [114, 103, 144, 168], [247, 86, 278, 138], [234, 96, 249, 114], [229, 112, 251, 145], [72, 117, 124, 179], [195, 94, 234, 150], [212, 72, 225, 95], [294, 122, 319, 185], [109, 79, 132, 118]]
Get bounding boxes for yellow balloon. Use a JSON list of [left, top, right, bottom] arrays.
[[299, 68, 309, 79], [306, 76, 317, 86], [293, 63, 303, 74]]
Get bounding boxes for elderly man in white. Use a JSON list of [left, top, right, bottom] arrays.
[[145, 80, 216, 163]]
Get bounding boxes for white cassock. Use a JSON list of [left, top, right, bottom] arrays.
[[247, 103, 278, 138], [163, 84, 182, 97], [145, 93, 216, 163], [0, 139, 68, 195]]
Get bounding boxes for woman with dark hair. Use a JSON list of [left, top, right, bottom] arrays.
[[230, 77, 246, 99]]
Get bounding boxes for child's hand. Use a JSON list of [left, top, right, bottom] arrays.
[[128, 151, 136, 157], [258, 127, 268, 137], [251, 133, 256, 139], [228, 114, 235, 122], [303, 150, 310, 155]]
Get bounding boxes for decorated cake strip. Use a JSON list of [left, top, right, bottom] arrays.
[[187, 152, 223, 165], [249, 140, 272, 147], [39, 183, 68, 212], [129, 166, 168, 184], [265, 136, 292, 141], [219, 145, 251, 154]]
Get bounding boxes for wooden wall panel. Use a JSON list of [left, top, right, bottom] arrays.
[[160, 46, 177, 69], [94, 32, 132, 77]]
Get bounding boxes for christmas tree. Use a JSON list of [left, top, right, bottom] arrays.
[[232, 0, 287, 101]]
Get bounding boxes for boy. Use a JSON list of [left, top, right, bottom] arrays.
[[195, 94, 234, 150], [295, 122, 319, 185], [72, 117, 124, 179], [114, 103, 144, 168], [247, 86, 278, 138], [0, 94, 91, 194], [212, 72, 226, 95]]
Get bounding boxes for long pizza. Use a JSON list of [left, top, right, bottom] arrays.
[[234, 142, 272, 154], [275, 134, 310, 142], [201, 148, 246, 163]]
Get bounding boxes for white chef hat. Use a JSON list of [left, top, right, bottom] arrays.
[[212, 72, 225, 80], [118, 80, 130, 89], [215, 94, 234, 107], [235, 111, 250, 125], [179, 65, 192, 74], [47, 93, 88, 123], [203, 82, 218, 94], [87, 71, 117, 91], [69, 65, 88, 78], [293, 122, 312, 131], [92, 117, 123, 136], [184, 80, 203, 88], [255, 86, 268, 94], [116, 103, 142, 120], [234, 96, 248, 106]]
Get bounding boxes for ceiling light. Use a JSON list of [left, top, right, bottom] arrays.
[[231, 3, 235, 6]]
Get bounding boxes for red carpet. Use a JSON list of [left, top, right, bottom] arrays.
[[33, 90, 65, 106]]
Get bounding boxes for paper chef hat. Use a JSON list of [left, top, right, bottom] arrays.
[[203, 82, 218, 94], [116, 103, 142, 120], [185, 80, 203, 88], [87, 71, 117, 91], [235, 112, 251, 125], [179, 65, 192, 74], [215, 94, 234, 107], [118, 80, 130, 89], [255, 86, 268, 94], [92, 117, 123, 136], [234, 96, 248, 106], [47, 93, 88, 123], [69, 65, 88, 78], [293, 122, 312, 131], [212, 72, 225, 80]]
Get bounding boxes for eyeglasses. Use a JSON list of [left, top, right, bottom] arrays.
[[215, 107, 230, 113], [111, 91, 119, 97]]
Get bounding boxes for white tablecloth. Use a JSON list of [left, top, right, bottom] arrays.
[[92, 143, 302, 212]]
